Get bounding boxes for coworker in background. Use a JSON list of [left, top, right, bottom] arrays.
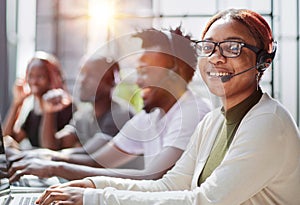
[[40, 54, 134, 153], [9, 26, 210, 183], [36, 9, 300, 205], [3, 51, 73, 150]]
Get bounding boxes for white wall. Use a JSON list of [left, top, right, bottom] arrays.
[[15, 0, 36, 78]]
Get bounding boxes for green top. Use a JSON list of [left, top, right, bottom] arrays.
[[198, 88, 263, 186]]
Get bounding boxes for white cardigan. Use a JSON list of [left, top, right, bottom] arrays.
[[84, 93, 300, 205]]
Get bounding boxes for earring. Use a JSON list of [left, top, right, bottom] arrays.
[[256, 73, 261, 90]]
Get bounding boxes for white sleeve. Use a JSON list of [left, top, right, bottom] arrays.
[[162, 98, 208, 151], [83, 188, 104, 205], [83, 187, 195, 205], [112, 111, 153, 155]]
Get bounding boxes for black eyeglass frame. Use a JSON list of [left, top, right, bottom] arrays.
[[193, 40, 261, 58]]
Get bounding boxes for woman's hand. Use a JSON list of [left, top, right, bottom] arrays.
[[41, 89, 72, 113], [35, 186, 85, 205], [35, 179, 95, 205], [12, 78, 30, 106]]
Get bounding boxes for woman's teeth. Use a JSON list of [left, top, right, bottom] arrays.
[[208, 72, 231, 77]]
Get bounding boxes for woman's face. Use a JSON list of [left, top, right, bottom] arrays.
[[26, 60, 51, 96], [198, 18, 259, 109]]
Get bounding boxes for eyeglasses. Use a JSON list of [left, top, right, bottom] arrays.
[[193, 40, 261, 58]]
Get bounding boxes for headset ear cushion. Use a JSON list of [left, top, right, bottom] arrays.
[[256, 50, 267, 65], [256, 50, 274, 72]]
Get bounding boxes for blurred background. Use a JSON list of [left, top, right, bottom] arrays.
[[0, 0, 299, 127]]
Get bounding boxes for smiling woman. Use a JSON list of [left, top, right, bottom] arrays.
[[197, 9, 276, 110]]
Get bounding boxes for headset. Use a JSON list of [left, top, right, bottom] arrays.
[[256, 41, 277, 73]]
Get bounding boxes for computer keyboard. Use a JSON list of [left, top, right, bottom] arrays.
[[18, 196, 38, 205]]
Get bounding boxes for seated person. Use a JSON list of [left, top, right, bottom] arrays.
[[41, 54, 134, 152], [36, 9, 300, 205], [8, 26, 210, 182], [3, 51, 73, 150]]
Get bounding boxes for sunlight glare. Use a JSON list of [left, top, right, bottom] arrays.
[[88, 0, 115, 26]]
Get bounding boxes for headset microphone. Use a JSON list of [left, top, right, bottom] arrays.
[[221, 62, 269, 83]]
